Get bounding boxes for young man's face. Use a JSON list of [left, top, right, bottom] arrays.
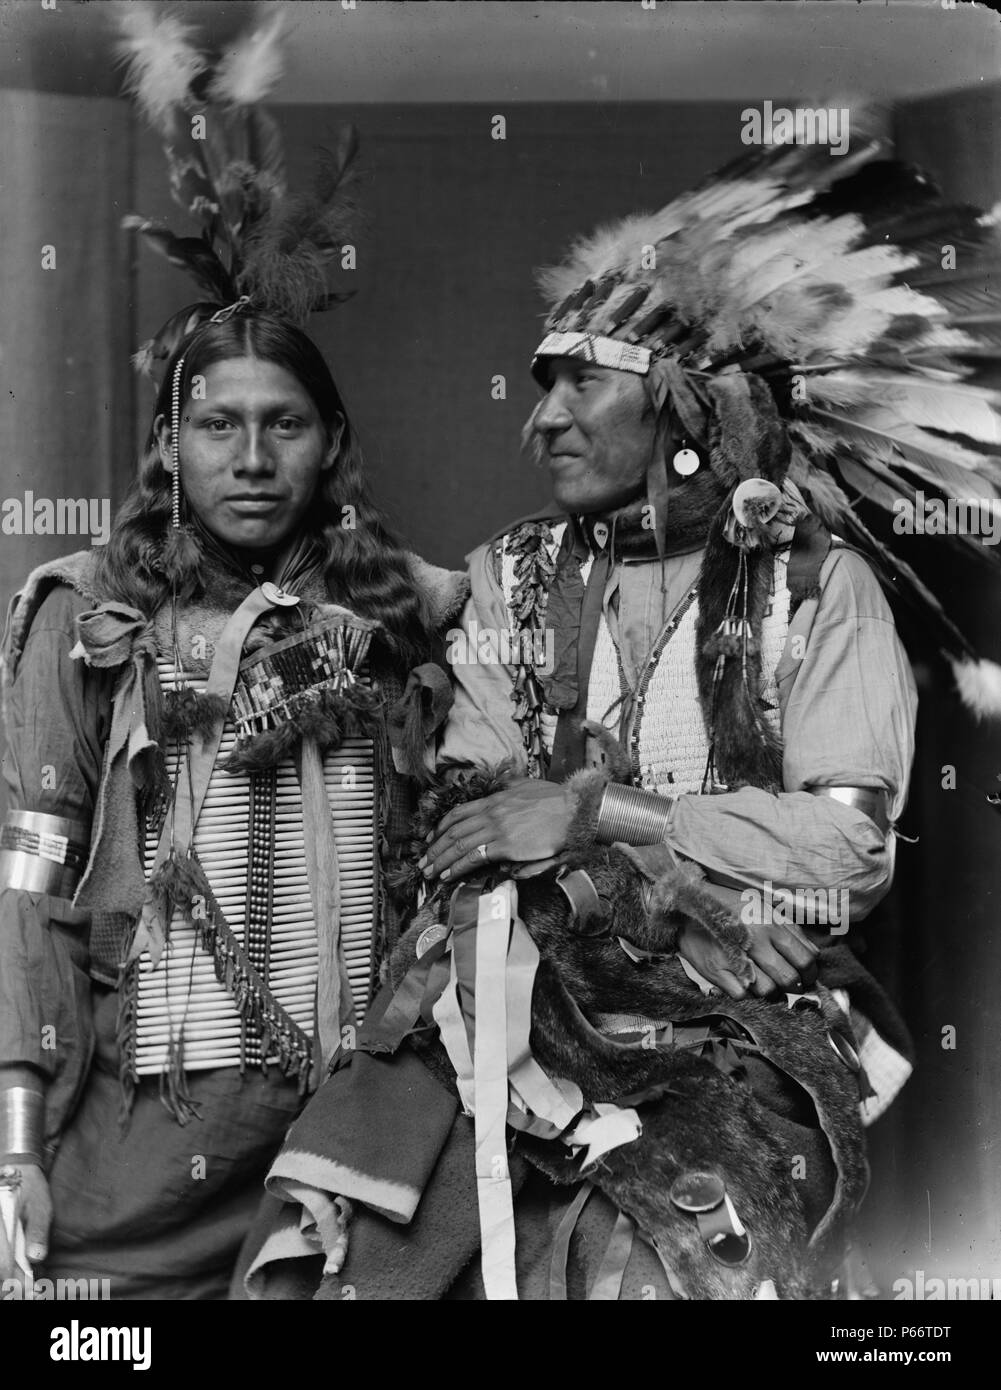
[[531, 358, 655, 515], [155, 357, 341, 552]]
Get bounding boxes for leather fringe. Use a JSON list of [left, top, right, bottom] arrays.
[[192, 859, 315, 1095]]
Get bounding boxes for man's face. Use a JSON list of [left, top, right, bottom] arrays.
[[531, 358, 655, 515], [155, 357, 340, 552]]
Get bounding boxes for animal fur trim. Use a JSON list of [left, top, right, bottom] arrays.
[[222, 683, 384, 772], [647, 857, 751, 970], [706, 372, 790, 491], [695, 514, 784, 792], [161, 687, 229, 742], [564, 768, 611, 856], [387, 763, 517, 899]]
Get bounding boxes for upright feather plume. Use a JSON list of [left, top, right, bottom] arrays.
[[209, 10, 288, 108], [534, 100, 1001, 715], [115, 4, 360, 375], [113, 2, 205, 131]]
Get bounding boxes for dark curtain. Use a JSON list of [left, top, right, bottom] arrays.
[[857, 84, 1001, 1291], [0, 90, 133, 819]]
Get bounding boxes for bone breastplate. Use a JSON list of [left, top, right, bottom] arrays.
[[134, 660, 377, 1075]]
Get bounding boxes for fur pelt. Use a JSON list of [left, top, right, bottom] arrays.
[[694, 515, 785, 792], [389, 771, 869, 1299]]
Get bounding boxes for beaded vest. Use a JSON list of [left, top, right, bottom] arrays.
[[500, 521, 792, 795]]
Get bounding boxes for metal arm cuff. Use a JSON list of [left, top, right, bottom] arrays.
[[806, 786, 890, 835], [1, 1087, 45, 1164], [0, 810, 89, 897], [596, 783, 675, 846]]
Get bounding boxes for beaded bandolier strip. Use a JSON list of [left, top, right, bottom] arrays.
[[502, 523, 559, 778]]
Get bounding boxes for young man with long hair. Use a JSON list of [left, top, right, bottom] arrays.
[[0, 308, 465, 1297]]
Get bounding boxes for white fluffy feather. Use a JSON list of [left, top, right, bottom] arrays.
[[950, 657, 1001, 720], [113, 2, 204, 130], [209, 10, 287, 108]]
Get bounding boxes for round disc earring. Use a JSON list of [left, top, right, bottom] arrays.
[[672, 440, 700, 477]]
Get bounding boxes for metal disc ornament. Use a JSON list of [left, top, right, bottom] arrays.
[[260, 582, 300, 607], [672, 447, 700, 477]]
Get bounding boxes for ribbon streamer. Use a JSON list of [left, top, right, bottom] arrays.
[[472, 884, 519, 1300]]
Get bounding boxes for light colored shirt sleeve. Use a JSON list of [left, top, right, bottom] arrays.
[[663, 547, 917, 920], [435, 540, 530, 775]]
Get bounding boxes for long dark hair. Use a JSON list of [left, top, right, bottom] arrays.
[[96, 312, 431, 665]]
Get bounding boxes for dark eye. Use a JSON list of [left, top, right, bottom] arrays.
[[207, 419, 233, 433], [274, 417, 303, 432]]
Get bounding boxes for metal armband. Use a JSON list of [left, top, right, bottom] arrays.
[[806, 786, 890, 835], [596, 783, 675, 846], [0, 810, 90, 898], [1, 1086, 45, 1164]]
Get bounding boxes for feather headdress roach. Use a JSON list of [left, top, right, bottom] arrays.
[[114, 3, 360, 375], [530, 102, 1001, 716]]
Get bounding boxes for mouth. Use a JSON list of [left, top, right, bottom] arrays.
[[225, 495, 284, 512]]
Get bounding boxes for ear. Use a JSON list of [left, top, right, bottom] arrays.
[[321, 416, 346, 472], [153, 414, 173, 474]]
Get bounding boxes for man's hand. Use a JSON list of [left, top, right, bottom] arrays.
[[677, 918, 821, 1000], [420, 779, 574, 882], [0, 1162, 51, 1277], [743, 920, 822, 997]]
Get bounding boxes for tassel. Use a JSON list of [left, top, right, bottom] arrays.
[[158, 1028, 202, 1126], [161, 687, 229, 742], [703, 617, 760, 660], [223, 721, 301, 772]]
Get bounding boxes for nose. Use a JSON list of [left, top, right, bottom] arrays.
[[235, 425, 277, 476], [533, 383, 574, 437]]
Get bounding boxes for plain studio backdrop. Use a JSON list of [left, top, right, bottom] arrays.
[[1, 0, 1000, 1293]]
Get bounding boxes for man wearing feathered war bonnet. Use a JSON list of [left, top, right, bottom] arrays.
[[0, 12, 467, 1298], [242, 108, 1001, 1300]]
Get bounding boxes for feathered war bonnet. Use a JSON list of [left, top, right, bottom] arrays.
[[114, 3, 361, 590], [529, 102, 1001, 732]]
